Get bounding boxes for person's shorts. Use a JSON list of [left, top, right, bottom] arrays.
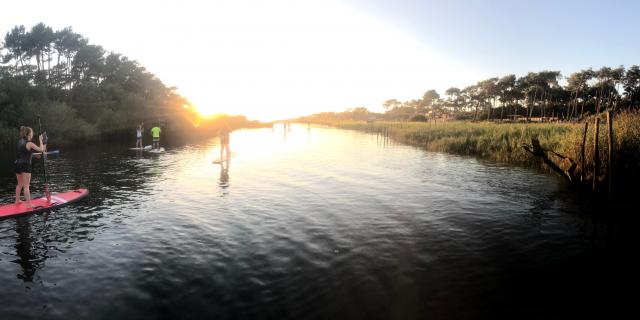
[[153, 137, 160, 142], [15, 162, 31, 174], [136, 137, 142, 142]]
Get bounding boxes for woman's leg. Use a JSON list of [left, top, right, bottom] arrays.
[[15, 173, 23, 204], [225, 144, 231, 159], [23, 173, 33, 208]]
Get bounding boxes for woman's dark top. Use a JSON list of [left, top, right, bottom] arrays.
[[16, 138, 32, 165], [15, 138, 33, 174]]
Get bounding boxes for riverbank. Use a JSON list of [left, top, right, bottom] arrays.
[[0, 113, 270, 153], [330, 110, 640, 197]]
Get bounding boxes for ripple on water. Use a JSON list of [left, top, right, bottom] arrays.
[[0, 127, 637, 319]]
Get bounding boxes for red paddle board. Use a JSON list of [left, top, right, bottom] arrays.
[[0, 188, 89, 219]]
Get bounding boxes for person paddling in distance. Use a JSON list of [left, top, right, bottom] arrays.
[[150, 123, 161, 150], [218, 122, 231, 160], [15, 126, 44, 208], [136, 123, 144, 149]]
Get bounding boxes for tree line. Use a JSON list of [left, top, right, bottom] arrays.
[[0, 22, 225, 149], [381, 67, 640, 122]]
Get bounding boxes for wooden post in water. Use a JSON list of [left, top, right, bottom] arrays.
[[607, 111, 614, 199], [581, 121, 588, 182], [592, 115, 600, 192]]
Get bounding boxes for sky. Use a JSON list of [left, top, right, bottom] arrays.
[[1, 0, 639, 121]]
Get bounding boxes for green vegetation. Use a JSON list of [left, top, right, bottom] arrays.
[[384, 67, 640, 122], [299, 66, 640, 123], [324, 110, 640, 195], [295, 61, 640, 196], [336, 120, 576, 164], [0, 23, 263, 150]]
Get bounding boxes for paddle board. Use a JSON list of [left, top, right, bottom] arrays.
[[0, 188, 89, 219], [212, 152, 236, 164], [32, 150, 60, 156], [129, 145, 152, 150], [146, 147, 165, 154]]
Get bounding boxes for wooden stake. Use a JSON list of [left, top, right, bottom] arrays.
[[592, 115, 600, 192], [581, 121, 588, 182], [607, 111, 614, 199]]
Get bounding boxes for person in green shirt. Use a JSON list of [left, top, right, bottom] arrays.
[[150, 124, 161, 150]]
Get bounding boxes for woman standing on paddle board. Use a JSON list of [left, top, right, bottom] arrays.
[[136, 123, 144, 149], [15, 126, 44, 208]]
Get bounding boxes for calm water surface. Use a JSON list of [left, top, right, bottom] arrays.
[[0, 125, 638, 319]]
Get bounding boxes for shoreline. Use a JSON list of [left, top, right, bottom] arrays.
[[324, 111, 640, 199]]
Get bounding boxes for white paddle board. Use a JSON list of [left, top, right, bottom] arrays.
[[147, 147, 166, 153], [129, 145, 152, 150]]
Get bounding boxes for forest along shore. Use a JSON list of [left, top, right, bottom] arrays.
[[0, 23, 268, 152], [327, 111, 640, 199]]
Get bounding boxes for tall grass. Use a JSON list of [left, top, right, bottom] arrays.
[[335, 111, 640, 189], [338, 120, 577, 165]]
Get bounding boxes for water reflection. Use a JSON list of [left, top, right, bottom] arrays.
[[1, 143, 167, 286], [218, 161, 230, 191], [14, 217, 40, 282]]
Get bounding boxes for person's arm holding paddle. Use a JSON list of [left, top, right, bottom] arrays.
[[27, 134, 45, 153]]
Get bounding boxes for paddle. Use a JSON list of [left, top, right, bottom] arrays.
[[32, 150, 60, 156], [37, 116, 51, 202]]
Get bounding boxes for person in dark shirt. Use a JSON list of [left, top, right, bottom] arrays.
[[15, 126, 44, 208]]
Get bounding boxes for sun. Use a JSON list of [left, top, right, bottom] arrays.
[[192, 103, 217, 117], [164, 1, 476, 123]]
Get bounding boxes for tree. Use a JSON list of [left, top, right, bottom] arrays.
[[53, 27, 87, 90], [382, 99, 401, 112], [536, 71, 561, 120], [517, 71, 560, 121], [569, 68, 595, 118], [420, 89, 439, 115], [566, 69, 594, 119], [25, 23, 55, 73], [445, 87, 461, 115], [0, 22, 212, 149], [623, 65, 640, 108], [3, 25, 28, 75], [72, 44, 105, 85], [593, 66, 624, 114], [497, 75, 516, 119], [462, 84, 484, 121], [479, 77, 499, 120]]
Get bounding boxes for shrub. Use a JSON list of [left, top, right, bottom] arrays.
[[408, 114, 427, 122]]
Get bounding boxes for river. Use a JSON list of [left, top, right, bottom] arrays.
[[0, 125, 637, 319]]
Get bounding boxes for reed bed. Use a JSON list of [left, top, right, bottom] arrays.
[[334, 111, 640, 190]]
